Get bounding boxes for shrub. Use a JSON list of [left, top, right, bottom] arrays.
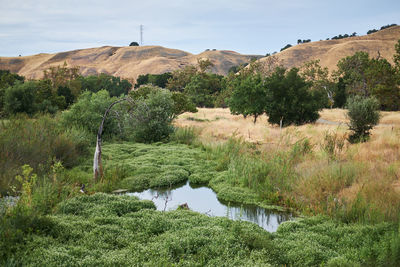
[[60, 90, 120, 138], [4, 81, 37, 115], [346, 96, 380, 143], [127, 89, 175, 143], [0, 115, 89, 195]]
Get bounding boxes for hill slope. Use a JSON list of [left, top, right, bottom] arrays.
[[259, 26, 400, 71], [0, 46, 259, 80]]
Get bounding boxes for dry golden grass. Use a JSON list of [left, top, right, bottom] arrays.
[[0, 46, 256, 80], [175, 108, 351, 145], [319, 108, 348, 123], [258, 26, 400, 72]]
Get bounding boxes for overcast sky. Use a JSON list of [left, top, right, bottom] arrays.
[[1, 0, 399, 57]]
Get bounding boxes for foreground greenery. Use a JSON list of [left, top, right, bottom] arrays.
[[2, 193, 400, 266], [1, 134, 400, 265]]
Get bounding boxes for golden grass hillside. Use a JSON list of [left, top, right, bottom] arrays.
[[259, 25, 400, 71], [0, 46, 259, 80]]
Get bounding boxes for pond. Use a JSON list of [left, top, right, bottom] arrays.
[[127, 182, 292, 232]]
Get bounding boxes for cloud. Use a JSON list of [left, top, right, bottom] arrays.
[[0, 0, 399, 56]]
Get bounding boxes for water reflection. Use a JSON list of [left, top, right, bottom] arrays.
[[127, 182, 292, 232]]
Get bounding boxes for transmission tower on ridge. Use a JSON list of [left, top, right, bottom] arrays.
[[140, 25, 144, 46]]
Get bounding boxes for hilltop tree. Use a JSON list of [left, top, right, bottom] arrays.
[[280, 44, 292, 52], [129, 42, 139, 46]]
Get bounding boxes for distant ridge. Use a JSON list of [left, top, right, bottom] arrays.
[[259, 26, 400, 71], [0, 46, 260, 80]]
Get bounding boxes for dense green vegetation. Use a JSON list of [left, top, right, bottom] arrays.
[[3, 193, 400, 266]]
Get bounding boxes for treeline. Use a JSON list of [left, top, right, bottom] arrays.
[[367, 23, 398, 34], [0, 63, 132, 118], [271, 23, 398, 55]]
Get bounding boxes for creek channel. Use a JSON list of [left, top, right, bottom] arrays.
[[127, 182, 292, 232]]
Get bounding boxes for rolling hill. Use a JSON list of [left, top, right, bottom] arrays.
[[1, 26, 399, 81], [258, 25, 400, 71], [0, 46, 259, 81]]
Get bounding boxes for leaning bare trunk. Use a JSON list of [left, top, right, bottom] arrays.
[[93, 98, 130, 182], [93, 134, 102, 181]]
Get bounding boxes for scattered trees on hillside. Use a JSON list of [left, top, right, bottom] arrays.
[[368, 24, 397, 34], [330, 32, 357, 40], [280, 44, 292, 52], [297, 39, 311, 44]]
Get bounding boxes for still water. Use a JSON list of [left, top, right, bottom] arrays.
[[127, 182, 292, 232]]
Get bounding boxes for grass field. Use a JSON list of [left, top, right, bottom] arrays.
[[175, 108, 400, 223]]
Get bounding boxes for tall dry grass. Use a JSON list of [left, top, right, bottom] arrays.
[[176, 108, 400, 223]]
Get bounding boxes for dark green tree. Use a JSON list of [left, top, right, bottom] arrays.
[[333, 78, 347, 108], [0, 70, 25, 116], [134, 73, 172, 88], [4, 81, 37, 115], [227, 66, 265, 123], [366, 58, 399, 110], [129, 42, 139, 46], [264, 67, 322, 126]]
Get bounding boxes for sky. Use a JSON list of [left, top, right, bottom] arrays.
[[1, 0, 399, 57]]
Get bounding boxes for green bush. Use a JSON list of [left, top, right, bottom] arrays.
[[60, 90, 120, 138], [127, 89, 175, 143], [4, 81, 37, 115], [346, 96, 380, 143], [265, 67, 323, 126], [0, 115, 89, 195]]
